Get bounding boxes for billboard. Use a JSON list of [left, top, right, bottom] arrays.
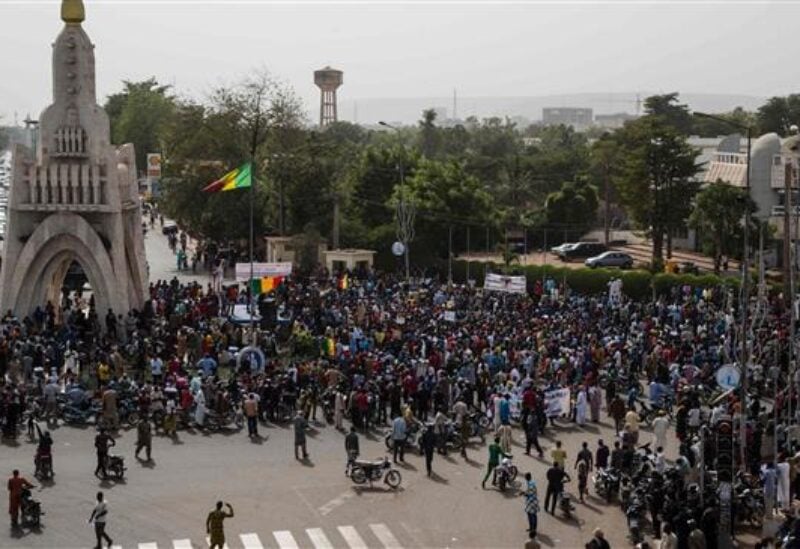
[[146, 153, 162, 178]]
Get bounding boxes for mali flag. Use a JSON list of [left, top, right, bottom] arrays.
[[260, 276, 284, 294], [203, 162, 252, 193], [338, 274, 348, 290]]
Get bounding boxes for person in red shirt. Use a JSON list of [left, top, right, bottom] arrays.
[[7, 470, 34, 528]]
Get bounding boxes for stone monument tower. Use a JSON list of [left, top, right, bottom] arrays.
[[0, 0, 148, 319]]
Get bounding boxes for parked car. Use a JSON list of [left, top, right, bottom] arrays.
[[551, 243, 578, 255], [559, 242, 607, 261], [585, 251, 634, 269]]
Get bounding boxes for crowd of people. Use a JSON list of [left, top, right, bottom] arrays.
[[5, 219, 800, 547]]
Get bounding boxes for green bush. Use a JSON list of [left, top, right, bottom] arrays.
[[449, 260, 736, 301]]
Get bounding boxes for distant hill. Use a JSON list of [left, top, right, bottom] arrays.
[[335, 92, 766, 126]]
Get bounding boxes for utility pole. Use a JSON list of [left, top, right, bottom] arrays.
[[466, 226, 471, 283], [784, 159, 793, 306], [448, 225, 453, 284], [604, 163, 611, 246]]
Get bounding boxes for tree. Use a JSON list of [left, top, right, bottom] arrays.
[[691, 107, 755, 137], [613, 117, 700, 267], [756, 95, 800, 136], [418, 109, 441, 158], [544, 177, 599, 239], [644, 93, 692, 135], [589, 134, 621, 244], [688, 181, 756, 274], [105, 78, 176, 171], [159, 70, 304, 243]]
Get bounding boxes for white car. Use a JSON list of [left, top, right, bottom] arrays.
[[585, 251, 634, 269]]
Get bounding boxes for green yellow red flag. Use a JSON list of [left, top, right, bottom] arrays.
[[203, 162, 252, 193]]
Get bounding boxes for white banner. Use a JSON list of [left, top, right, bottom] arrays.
[[484, 273, 526, 294], [544, 388, 571, 418], [235, 262, 292, 281]]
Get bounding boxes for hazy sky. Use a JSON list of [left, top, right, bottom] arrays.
[[0, 0, 795, 124]]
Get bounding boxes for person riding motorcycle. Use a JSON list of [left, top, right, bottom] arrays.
[[34, 424, 53, 475]]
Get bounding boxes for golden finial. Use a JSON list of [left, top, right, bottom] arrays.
[[61, 0, 85, 24]]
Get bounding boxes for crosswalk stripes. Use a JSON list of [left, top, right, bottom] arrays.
[[204, 537, 229, 549], [305, 528, 334, 549], [240, 532, 264, 549], [337, 525, 369, 549], [273, 530, 300, 549], [370, 523, 403, 549], [129, 523, 404, 549]]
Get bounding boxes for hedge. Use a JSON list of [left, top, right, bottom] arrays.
[[450, 260, 741, 301]]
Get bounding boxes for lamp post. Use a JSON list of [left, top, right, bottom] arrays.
[[379, 121, 413, 280], [694, 111, 752, 471]]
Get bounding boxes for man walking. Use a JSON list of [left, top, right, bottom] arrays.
[[391, 414, 407, 464], [421, 424, 436, 477], [345, 426, 360, 473], [88, 491, 113, 549], [94, 429, 115, 479], [524, 412, 543, 457], [545, 462, 570, 514], [293, 411, 309, 460], [206, 501, 234, 549], [482, 437, 509, 489], [134, 414, 152, 461], [7, 470, 34, 529], [244, 393, 259, 438]]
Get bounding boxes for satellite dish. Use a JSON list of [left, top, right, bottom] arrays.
[[392, 241, 405, 256]]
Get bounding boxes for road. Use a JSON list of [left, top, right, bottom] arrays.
[[0, 228, 752, 549]]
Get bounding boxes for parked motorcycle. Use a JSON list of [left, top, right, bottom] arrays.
[[347, 457, 402, 489], [384, 421, 421, 454], [61, 402, 100, 425], [626, 489, 646, 544], [593, 467, 620, 502]]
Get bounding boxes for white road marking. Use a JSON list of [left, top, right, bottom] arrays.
[[173, 540, 193, 549], [139, 544, 158, 549], [206, 536, 229, 549], [338, 526, 368, 549], [306, 528, 335, 549], [318, 490, 355, 516], [370, 523, 403, 549], [240, 532, 265, 549], [273, 530, 300, 549]]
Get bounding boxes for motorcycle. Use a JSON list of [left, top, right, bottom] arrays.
[[347, 457, 402, 489], [626, 489, 646, 544], [496, 456, 518, 492], [20, 488, 43, 528], [204, 409, 243, 432], [593, 467, 620, 502], [34, 453, 53, 480], [384, 421, 421, 454], [107, 454, 126, 480], [61, 401, 100, 425], [559, 491, 576, 519]]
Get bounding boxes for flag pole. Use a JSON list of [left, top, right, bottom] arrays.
[[249, 160, 255, 347]]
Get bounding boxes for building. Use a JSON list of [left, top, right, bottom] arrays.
[[0, 0, 148, 319], [594, 112, 637, 129], [542, 107, 593, 130]]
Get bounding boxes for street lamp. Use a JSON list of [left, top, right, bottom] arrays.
[[694, 111, 752, 466], [379, 121, 413, 281]]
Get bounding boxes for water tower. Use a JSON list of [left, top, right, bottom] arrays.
[[314, 66, 343, 127]]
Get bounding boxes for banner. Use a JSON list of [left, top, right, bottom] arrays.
[[235, 262, 292, 281], [146, 153, 162, 178], [484, 273, 526, 294], [544, 388, 571, 418]]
